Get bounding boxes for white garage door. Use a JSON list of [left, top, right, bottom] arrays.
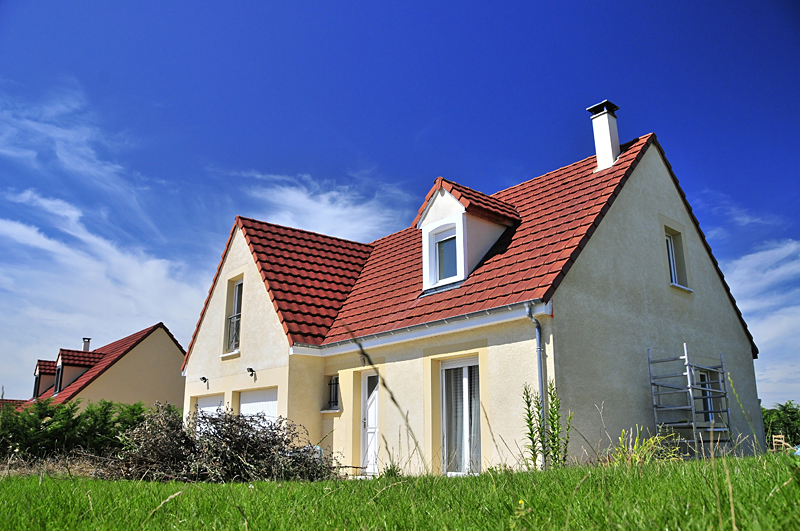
[[239, 388, 278, 419], [196, 394, 224, 415]]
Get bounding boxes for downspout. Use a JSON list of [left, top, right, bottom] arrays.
[[525, 301, 546, 469], [525, 302, 545, 411]]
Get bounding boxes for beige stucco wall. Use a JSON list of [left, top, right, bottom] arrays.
[[183, 227, 291, 415], [284, 318, 549, 475], [552, 145, 764, 457], [74, 327, 185, 409]]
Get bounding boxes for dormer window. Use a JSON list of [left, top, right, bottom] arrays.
[[436, 228, 458, 282], [416, 179, 519, 293]]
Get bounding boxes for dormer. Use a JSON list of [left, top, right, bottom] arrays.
[[53, 348, 104, 395], [414, 177, 520, 291], [32, 360, 56, 398]]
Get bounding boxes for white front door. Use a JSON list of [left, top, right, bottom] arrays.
[[362, 373, 379, 475]]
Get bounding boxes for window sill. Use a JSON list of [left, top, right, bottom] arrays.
[[420, 280, 464, 297], [220, 349, 240, 360], [320, 407, 341, 414], [669, 283, 693, 293]]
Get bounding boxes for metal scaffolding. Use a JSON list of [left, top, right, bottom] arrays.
[[648, 344, 732, 453]]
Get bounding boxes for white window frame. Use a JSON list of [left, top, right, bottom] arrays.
[[440, 356, 480, 476], [434, 228, 458, 283], [665, 233, 678, 285], [422, 214, 468, 291]]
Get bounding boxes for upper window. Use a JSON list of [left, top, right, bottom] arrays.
[[226, 279, 243, 353], [436, 229, 458, 282], [53, 365, 63, 395], [664, 228, 689, 289]]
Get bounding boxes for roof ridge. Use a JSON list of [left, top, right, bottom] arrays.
[[491, 134, 653, 198]]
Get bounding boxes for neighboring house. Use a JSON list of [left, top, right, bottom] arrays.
[[28, 323, 186, 410], [182, 101, 763, 475], [0, 399, 25, 409]]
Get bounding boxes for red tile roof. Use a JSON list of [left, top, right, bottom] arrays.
[[240, 217, 373, 345], [58, 349, 105, 367], [30, 323, 183, 405], [0, 399, 25, 408], [324, 136, 652, 342], [412, 176, 521, 227], [183, 133, 757, 367], [35, 360, 56, 375], [183, 217, 372, 368]]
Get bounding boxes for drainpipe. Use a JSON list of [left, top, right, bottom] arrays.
[[525, 301, 546, 470], [525, 302, 546, 409]]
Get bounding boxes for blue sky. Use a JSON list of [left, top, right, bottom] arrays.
[[0, 1, 798, 406]]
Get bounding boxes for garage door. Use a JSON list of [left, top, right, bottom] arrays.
[[196, 394, 224, 415], [239, 388, 278, 420]]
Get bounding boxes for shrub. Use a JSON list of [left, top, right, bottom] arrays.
[[522, 380, 573, 469], [607, 425, 682, 467], [763, 400, 800, 446], [0, 398, 147, 458], [105, 404, 338, 483]]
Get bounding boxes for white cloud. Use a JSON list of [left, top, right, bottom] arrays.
[[0, 191, 208, 400], [248, 180, 413, 243], [722, 240, 800, 406], [0, 87, 156, 233]]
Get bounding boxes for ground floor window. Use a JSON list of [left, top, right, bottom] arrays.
[[441, 358, 480, 474]]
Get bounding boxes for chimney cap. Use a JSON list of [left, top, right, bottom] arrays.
[[586, 100, 619, 117]]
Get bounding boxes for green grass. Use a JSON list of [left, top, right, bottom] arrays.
[[1, 454, 798, 530]]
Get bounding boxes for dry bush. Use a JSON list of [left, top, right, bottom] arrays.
[[102, 403, 338, 483]]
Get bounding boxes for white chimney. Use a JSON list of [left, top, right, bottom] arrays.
[[82, 337, 91, 351], [587, 100, 620, 171]]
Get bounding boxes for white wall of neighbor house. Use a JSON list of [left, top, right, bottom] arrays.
[[289, 317, 551, 475], [552, 145, 765, 458], [75, 327, 185, 410], [183, 226, 291, 415]]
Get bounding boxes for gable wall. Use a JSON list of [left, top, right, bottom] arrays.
[[183, 227, 290, 414], [418, 189, 465, 227], [552, 146, 764, 455], [73, 327, 185, 409]]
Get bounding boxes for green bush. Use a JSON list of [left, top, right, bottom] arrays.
[[763, 400, 800, 446], [0, 398, 146, 457]]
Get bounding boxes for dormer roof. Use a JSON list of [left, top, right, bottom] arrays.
[[413, 177, 521, 228], [57, 349, 105, 367], [35, 359, 56, 375]]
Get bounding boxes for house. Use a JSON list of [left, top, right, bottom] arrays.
[[28, 322, 186, 410], [182, 101, 764, 475]]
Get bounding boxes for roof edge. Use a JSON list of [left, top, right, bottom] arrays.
[[649, 138, 759, 358], [539, 134, 657, 304], [293, 299, 550, 356]]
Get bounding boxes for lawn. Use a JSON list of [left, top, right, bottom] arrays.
[[1, 454, 798, 530]]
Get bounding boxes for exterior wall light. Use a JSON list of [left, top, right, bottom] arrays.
[[247, 367, 255, 377], [199, 377, 208, 383]]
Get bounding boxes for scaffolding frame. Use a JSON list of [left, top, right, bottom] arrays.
[[648, 343, 732, 453]]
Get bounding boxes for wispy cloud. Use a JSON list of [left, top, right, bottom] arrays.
[[247, 174, 414, 242], [210, 167, 415, 242], [0, 190, 207, 400], [695, 190, 784, 244], [722, 239, 800, 406], [0, 86, 157, 233]]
